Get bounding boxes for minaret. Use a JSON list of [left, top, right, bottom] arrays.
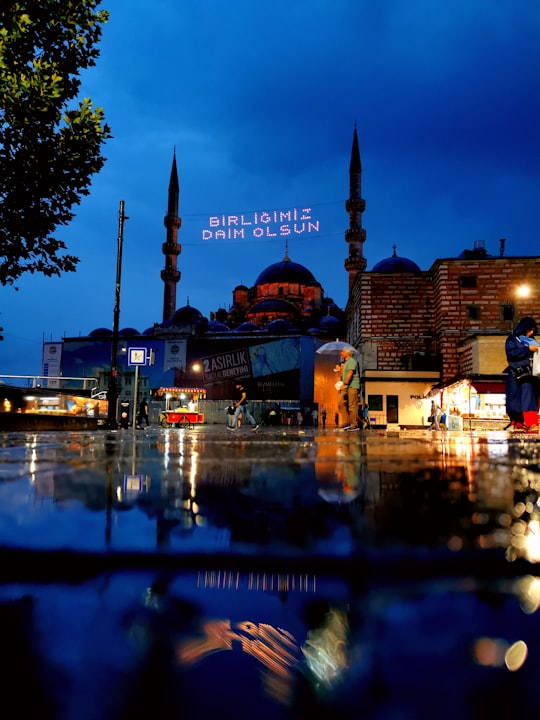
[[161, 151, 182, 322], [344, 125, 367, 291]]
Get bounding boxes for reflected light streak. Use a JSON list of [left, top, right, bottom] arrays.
[[518, 519, 540, 562], [176, 618, 301, 705], [515, 575, 540, 614], [505, 640, 528, 671], [301, 606, 349, 692]]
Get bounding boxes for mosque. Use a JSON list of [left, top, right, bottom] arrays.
[[42, 145, 348, 417], [42, 126, 540, 427]]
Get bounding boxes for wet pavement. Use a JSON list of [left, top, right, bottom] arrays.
[[1, 424, 540, 718]]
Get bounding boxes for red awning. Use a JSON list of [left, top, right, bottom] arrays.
[[469, 382, 506, 394]]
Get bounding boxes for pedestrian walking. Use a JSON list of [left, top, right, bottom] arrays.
[[321, 407, 327, 428], [229, 383, 258, 431]]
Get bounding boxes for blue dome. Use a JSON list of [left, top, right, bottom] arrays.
[[207, 321, 230, 332], [119, 327, 140, 336], [250, 298, 296, 314], [235, 322, 261, 332], [89, 327, 112, 337], [265, 319, 298, 334], [372, 252, 421, 273], [255, 256, 316, 285], [165, 304, 205, 328], [319, 315, 341, 329]]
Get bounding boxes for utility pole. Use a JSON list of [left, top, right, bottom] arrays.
[[106, 200, 128, 429]]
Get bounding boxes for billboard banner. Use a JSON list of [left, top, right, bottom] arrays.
[[42, 343, 63, 388], [202, 348, 252, 384], [164, 340, 187, 371]]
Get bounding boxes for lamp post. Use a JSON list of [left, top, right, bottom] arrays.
[[106, 200, 128, 429]]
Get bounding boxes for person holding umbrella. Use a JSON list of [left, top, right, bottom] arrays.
[[338, 347, 360, 430]]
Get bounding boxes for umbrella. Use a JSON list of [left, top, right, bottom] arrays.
[[316, 340, 358, 355]]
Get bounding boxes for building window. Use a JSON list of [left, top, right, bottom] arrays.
[[460, 275, 477, 288], [466, 305, 481, 321], [501, 303, 515, 322], [368, 394, 383, 411]]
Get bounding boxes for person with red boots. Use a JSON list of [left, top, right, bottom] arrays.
[[505, 316, 539, 432]]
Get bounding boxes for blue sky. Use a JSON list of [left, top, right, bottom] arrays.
[[2, 0, 539, 378]]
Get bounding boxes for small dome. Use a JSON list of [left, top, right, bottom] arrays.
[[142, 327, 155, 336], [372, 248, 421, 273], [207, 320, 231, 333], [250, 298, 296, 314], [119, 327, 140, 336], [165, 304, 205, 328], [265, 319, 298, 334], [235, 322, 260, 332], [319, 315, 341, 329], [89, 327, 112, 337], [255, 255, 316, 285]]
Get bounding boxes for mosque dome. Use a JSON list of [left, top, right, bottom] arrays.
[[207, 320, 231, 332], [119, 327, 140, 336], [371, 248, 421, 273], [165, 303, 206, 328], [142, 327, 155, 336], [265, 319, 298, 334], [89, 327, 112, 337], [235, 322, 261, 332], [250, 298, 296, 315], [319, 314, 342, 331], [255, 255, 316, 285]]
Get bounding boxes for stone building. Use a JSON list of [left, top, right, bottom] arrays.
[[344, 127, 540, 428]]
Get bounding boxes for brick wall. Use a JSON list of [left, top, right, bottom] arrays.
[[347, 256, 540, 383]]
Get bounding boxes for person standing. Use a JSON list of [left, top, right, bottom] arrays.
[[138, 397, 149, 427], [505, 316, 539, 432], [430, 399, 441, 430], [361, 403, 371, 429], [321, 407, 327, 428], [338, 347, 360, 430], [229, 383, 257, 430]]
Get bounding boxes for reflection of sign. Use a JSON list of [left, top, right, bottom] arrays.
[[202, 348, 252, 384], [124, 474, 143, 494]]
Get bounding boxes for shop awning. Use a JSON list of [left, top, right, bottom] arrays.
[[469, 381, 506, 394], [156, 387, 206, 397]]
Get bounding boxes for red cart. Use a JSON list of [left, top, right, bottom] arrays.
[[156, 387, 206, 429], [159, 410, 204, 429]]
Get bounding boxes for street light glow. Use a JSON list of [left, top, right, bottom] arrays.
[[516, 284, 531, 299]]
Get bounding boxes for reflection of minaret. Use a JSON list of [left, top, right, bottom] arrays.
[[161, 151, 182, 322], [344, 125, 367, 291]]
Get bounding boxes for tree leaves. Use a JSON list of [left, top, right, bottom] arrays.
[[0, 1, 111, 286]]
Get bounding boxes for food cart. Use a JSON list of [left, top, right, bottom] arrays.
[[156, 387, 206, 428]]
